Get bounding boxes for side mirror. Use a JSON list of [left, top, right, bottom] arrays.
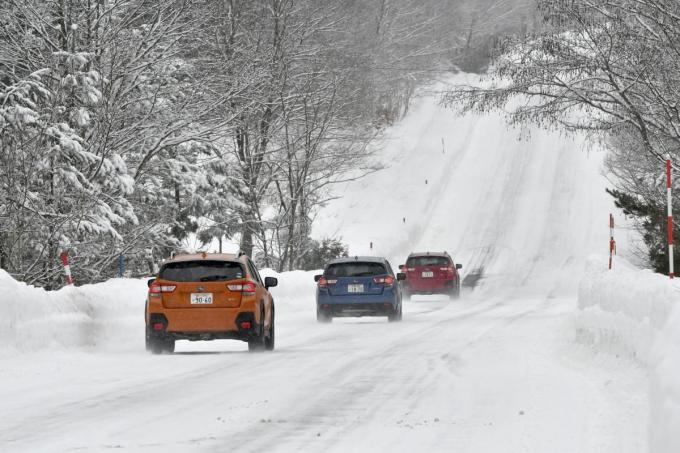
[[398, 264, 405, 270], [456, 264, 463, 270], [147, 278, 155, 287], [396, 272, 406, 281], [314, 274, 322, 282], [264, 276, 278, 288]]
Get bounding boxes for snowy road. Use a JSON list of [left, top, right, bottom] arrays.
[[0, 76, 649, 452], [0, 293, 647, 452]]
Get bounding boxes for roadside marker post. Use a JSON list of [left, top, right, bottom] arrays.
[[667, 156, 674, 279], [60, 251, 74, 285], [609, 214, 616, 270], [118, 254, 125, 278]]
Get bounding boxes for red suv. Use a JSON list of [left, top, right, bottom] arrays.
[[399, 252, 462, 299]]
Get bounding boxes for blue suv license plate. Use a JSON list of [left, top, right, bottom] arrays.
[[347, 284, 364, 293]]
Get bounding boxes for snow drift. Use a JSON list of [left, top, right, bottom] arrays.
[[651, 306, 680, 453], [0, 267, 318, 355], [577, 255, 680, 453], [0, 269, 147, 354]]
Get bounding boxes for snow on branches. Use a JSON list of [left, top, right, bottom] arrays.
[[1, 0, 505, 284]]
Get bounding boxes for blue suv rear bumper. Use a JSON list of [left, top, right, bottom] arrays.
[[316, 290, 399, 317]]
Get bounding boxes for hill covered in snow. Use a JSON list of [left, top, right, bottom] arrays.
[[314, 74, 629, 298]]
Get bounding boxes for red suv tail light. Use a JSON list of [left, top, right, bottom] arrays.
[[228, 281, 257, 295], [318, 277, 338, 288], [373, 276, 395, 286]]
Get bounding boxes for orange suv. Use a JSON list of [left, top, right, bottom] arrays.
[[145, 252, 277, 353]]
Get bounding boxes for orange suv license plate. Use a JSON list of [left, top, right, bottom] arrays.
[[190, 293, 213, 304]]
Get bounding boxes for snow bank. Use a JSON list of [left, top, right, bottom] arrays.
[[0, 267, 320, 355], [577, 256, 675, 362], [577, 255, 680, 453], [260, 268, 320, 318], [650, 304, 680, 452], [0, 269, 147, 354]]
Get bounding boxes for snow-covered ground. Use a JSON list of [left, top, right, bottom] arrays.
[[0, 271, 649, 452], [0, 75, 661, 452]]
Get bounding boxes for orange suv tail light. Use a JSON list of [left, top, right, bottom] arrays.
[[149, 282, 176, 296], [228, 281, 256, 295]]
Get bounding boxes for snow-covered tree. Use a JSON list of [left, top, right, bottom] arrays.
[[0, 57, 135, 286], [0, 0, 207, 285], [0, 0, 532, 284]]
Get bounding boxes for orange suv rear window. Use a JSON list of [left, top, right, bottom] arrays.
[[160, 260, 244, 282]]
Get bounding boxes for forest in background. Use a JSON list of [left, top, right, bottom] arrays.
[[0, 0, 533, 287]]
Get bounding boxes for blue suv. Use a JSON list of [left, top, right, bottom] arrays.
[[314, 256, 405, 322]]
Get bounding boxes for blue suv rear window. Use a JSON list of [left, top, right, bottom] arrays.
[[160, 260, 244, 282], [325, 262, 387, 277]]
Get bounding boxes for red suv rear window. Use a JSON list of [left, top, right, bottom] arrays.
[[406, 256, 451, 267]]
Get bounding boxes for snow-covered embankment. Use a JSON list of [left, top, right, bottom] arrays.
[[577, 256, 680, 452], [0, 269, 147, 353], [0, 268, 318, 355]]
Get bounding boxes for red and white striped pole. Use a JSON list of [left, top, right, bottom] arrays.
[[609, 214, 616, 270], [667, 156, 674, 279], [60, 251, 74, 285]]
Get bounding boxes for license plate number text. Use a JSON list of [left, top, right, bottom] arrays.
[[191, 293, 213, 304], [347, 284, 364, 293]]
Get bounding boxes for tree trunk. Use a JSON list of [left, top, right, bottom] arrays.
[[240, 222, 254, 257]]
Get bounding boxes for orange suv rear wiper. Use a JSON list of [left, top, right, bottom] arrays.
[[199, 275, 228, 282]]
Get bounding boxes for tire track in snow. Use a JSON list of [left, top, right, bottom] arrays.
[[0, 297, 514, 451], [386, 110, 480, 261], [199, 298, 548, 452]]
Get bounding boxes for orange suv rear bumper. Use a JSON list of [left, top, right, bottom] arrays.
[[146, 297, 263, 342]]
